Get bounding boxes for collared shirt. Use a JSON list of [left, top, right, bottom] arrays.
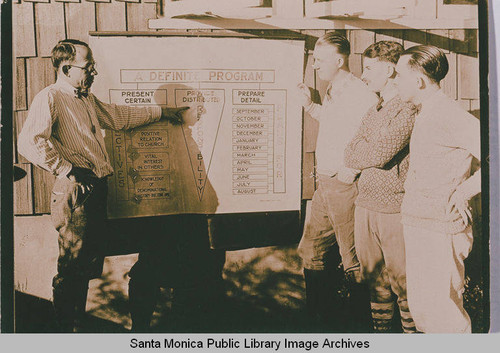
[[18, 79, 162, 178], [306, 72, 378, 176], [378, 82, 398, 109], [400, 89, 481, 234]]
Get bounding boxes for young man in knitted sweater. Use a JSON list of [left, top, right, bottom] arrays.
[[395, 45, 481, 333], [344, 41, 417, 333]]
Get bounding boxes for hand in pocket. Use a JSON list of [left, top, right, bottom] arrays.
[[71, 181, 94, 209]]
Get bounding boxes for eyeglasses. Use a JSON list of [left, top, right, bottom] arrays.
[[69, 62, 97, 75]]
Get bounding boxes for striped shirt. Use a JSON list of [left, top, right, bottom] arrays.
[[18, 79, 162, 178]]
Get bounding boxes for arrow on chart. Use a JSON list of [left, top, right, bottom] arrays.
[[175, 89, 225, 201]]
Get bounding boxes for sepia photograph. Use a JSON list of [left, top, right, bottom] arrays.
[[2, 0, 493, 343]]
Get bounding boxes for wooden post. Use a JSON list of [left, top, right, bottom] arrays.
[[15, 58, 28, 111]]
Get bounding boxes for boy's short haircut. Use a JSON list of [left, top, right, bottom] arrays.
[[316, 32, 351, 57], [363, 41, 404, 64], [401, 45, 449, 84]]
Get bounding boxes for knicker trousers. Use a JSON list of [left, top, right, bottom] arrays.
[[298, 174, 359, 273], [354, 207, 415, 333], [50, 173, 108, 331]]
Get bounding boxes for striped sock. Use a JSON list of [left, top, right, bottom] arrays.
[[371, 302, 394, 333], [398, 299, 417, 333]]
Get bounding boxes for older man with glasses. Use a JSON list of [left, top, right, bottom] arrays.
[[18, 39, 187, 332]]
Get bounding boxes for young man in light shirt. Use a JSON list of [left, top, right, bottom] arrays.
[[344, 41, 417, 333], [18, 39, 187, 332], [395, 45, 481, 333], [297, 33, 378, 330]]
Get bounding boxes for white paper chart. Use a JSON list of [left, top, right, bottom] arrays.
[[90, 36, 304, 218]]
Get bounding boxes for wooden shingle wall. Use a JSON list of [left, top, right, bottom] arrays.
[[12, 1, 480, 214]]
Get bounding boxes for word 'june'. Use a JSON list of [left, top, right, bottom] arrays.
[[130, 338, 370, 350]]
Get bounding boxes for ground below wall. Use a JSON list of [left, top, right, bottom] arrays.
[[14, 215, 308, 332], [13, 215, 485, 332]]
